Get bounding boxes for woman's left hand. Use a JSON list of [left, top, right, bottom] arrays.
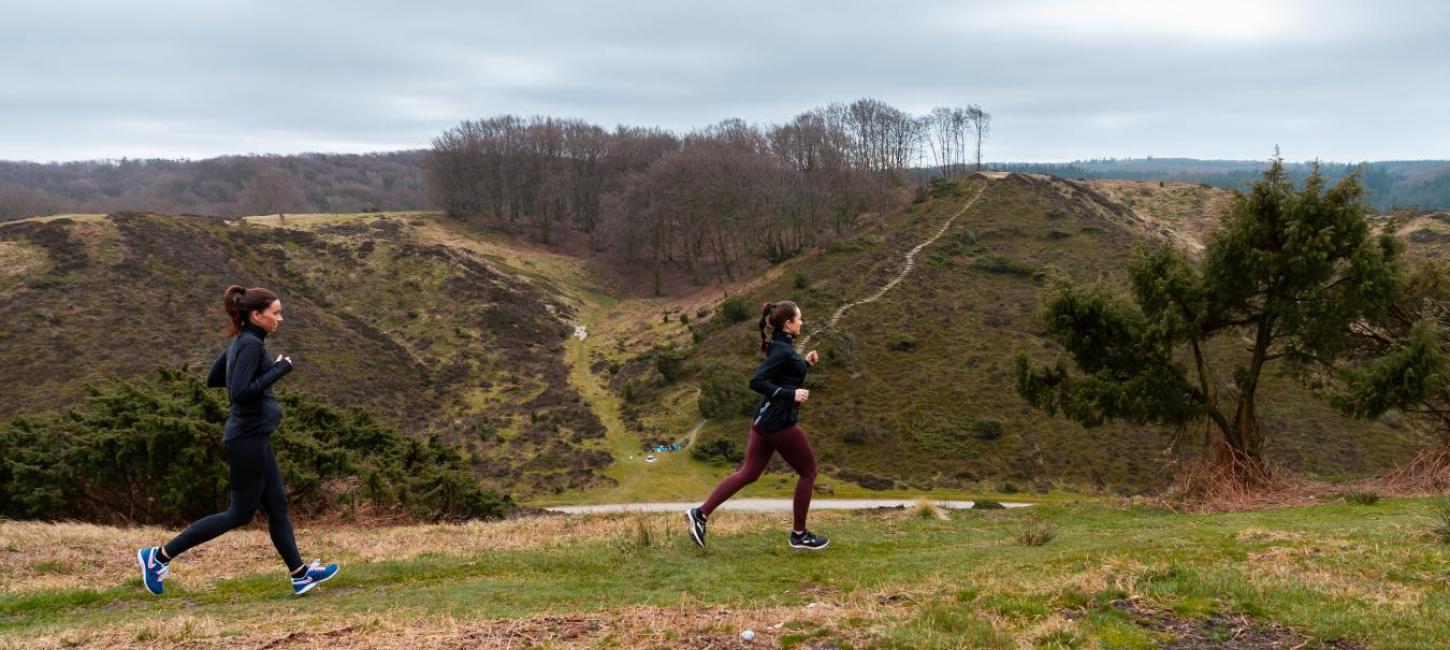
[[805, 350, 819, 365]]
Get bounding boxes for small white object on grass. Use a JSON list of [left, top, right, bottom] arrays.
[[740, 629, 755, 641]]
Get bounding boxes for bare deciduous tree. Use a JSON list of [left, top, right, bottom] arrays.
[[237, 167, 310, 216], [426, 98, 990, 289], [966, 105, 992, 171]]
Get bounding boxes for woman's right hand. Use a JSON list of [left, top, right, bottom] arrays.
[[276, 354, 293, 366], [794, 389, 810, 403]]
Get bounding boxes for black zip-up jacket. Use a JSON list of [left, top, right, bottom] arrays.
[[750, 329, 810, 433], [206, 322, 293, 441]]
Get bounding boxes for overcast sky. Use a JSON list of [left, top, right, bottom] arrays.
[[2, 0, 1446, 163]]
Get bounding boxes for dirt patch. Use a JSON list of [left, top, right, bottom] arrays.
[[1066, 599, 1367, 649], [0, 239, 47, 282], [1035, 177, 1232, 257]]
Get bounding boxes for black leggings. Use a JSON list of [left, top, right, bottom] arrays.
[[163, 435, 303, 571]]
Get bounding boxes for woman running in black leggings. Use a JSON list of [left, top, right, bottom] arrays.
[[137, 285, 338, 596], [687, 300, 828, 550]]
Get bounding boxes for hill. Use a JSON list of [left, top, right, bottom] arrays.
[[1, 172, 1438, 503], [993, 158, 1450, 212], [1383, 209, 1450, 254], [609, 173, 1426, 497], [0, 211, 610, 496]]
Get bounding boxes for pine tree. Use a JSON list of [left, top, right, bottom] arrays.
[[1015, 156, 1405, 481]]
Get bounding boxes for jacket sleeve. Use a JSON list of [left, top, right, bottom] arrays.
[[226, 338, 293, 403], [205, 350, 227, 388], [749, 345, 796, 401]]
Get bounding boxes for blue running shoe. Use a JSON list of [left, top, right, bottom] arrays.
[[136, 546, 170, 595], [291, 560, 339, 596]]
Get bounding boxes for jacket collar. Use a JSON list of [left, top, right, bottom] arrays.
[[771, 329, 795, 344], [241, 321, 268, 340]]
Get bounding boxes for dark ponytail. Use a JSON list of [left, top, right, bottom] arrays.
[[223, 284, 278, 336], [758, 300, 799, 354]]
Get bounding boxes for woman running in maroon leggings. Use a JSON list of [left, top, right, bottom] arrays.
[[686, 300, 828, 550]]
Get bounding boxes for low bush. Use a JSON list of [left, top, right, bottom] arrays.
[[0, 367, 513, 525]]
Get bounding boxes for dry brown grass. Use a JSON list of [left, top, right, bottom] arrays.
[[0, 510, 852, 597], [0, 242, 46, 301], [1158, 453, 1345, 512], [0, 511, 847, 595], [1383, 443, 1450, 494], [1085, 179, 1233, 254], [1, 586, 906, 649], [1246, 542, 1429, 610], [1137, 449, 1447, 513], [5, 503, 1435, 649], [911, 498, 948, 520], [0, 239, 47, 282]]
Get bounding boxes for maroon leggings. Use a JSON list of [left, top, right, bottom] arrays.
[[700, 425, 817, 531]]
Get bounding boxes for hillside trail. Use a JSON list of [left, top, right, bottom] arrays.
[[684, 418, 707, 447], [800, 179, 991, 348]]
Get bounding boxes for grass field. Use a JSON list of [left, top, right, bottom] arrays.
[[2, 499, 1446, 648]]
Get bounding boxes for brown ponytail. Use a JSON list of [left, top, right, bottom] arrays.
[[223, 284, 279, 336], [758, 300, 799, 354]]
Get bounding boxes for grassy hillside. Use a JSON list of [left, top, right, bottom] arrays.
[[642, 174, 1423, 494], [0, 174, 1436, 503], [1386, 209, 1450, 256], [2, 499, 1445, 648], [994, 158, 1450, 211], [0, 211, 610, 496]]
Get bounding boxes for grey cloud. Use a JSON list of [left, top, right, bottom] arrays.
[[0, 0, 1445, 162]]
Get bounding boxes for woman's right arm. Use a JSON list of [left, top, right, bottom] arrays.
[[226, 338, 292, 403]]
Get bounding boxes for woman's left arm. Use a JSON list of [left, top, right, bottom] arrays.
[[205, 349, 227, 388]]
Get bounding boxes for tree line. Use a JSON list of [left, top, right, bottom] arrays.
[[0, 151, 430, 221], [425, 99, 992, 293]]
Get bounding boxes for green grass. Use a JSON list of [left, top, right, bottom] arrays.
[[1337, 490, 1384, 506], [4, 500, 1446, 647]]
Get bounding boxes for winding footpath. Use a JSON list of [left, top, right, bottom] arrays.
[[800, 180, 989, 348]]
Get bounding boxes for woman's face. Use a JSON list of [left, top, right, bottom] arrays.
[[249, 299, 283, 333], [783, 309, 804, 336]]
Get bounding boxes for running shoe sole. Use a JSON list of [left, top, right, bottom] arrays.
[[685, 509, 706, 548]]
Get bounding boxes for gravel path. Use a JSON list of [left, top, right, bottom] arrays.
[[545, 498, 1032, 514]]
